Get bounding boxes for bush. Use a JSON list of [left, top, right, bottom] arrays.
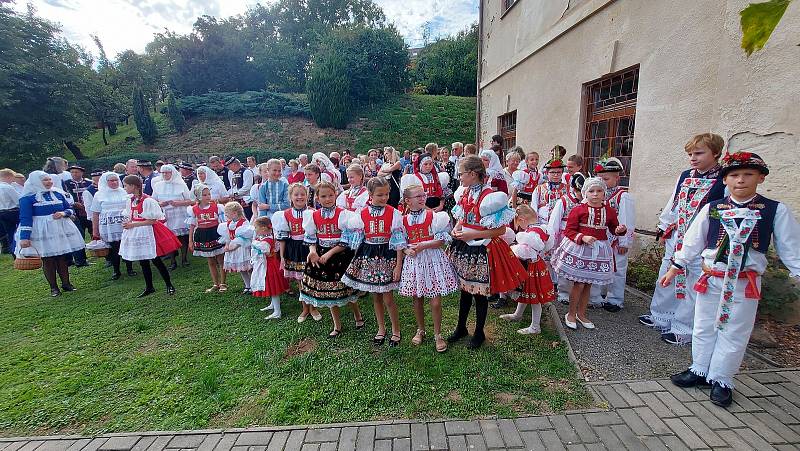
[[177, 91, 311, 119], [307, 53, 352, 129], [760, 252, 800, 317], [626, 261, 659, 294], [132, 87, 157, 145], [166, 92, 186, 133]]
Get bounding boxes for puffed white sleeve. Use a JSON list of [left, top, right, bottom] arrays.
[[437, 171, 450, 188], [90, 196, 102, 214], [451, 186, 467, 220], [548, 198, 565, 237], [399, 174, 418, 197], [673, 204, 710, 268], [389, 208, 406, 250], [353, 190, 369, 210], [122, 199, 132, 221], [321, 172, 333, 183], [617, 192, 636, 247], [251, 238, 271, 254], [141, 197, 165, 221], [302, 209, 317, 244], [773, 203, 800, 279], [271, 210, 290, 240], [217, 222, 230, 244], [185, 206, 197, 226], [217, 203, 226, 221], [431, 211, 453, 243], [478, 192, 515, 229], [233, 222, 254, 247], [336, 191, 348, 209], [500, 226, 516, 245], [511, 169, 530, 191], [341, 208, 365, 249]]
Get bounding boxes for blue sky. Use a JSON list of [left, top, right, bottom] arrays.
[[15, 0, 479, 59]]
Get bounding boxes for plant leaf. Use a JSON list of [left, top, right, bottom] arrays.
[[740, 0, 792, 56]]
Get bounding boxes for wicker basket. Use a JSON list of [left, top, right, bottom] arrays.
[[91, 248, 110, 258], [14, 247, 42, 271]]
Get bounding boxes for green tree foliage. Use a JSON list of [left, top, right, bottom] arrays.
[[307, 53, 352, 128], [166, 92, 186, 133], [0, 6, 93, 166], [411, 24, 478, 97], [740, 0, 793, 55], [132, 86, 157, 145], [176, 91, 310, 119], [86, 36, 128, 145]]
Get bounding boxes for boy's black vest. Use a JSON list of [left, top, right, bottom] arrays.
[[671, 167, 726, 213], [706, 195, 779, 261]]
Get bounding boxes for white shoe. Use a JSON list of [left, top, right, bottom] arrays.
[[499, 313, 522, 321], [297, 314, 309, 323], [517, 326, 541, 335], [564, 314, 577, 330], [265, 312, 282, 320], [576, 316, 595, 329], [260, 304, 274, 312]]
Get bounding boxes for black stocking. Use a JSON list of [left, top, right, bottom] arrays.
[[474, 294, 489, 338]]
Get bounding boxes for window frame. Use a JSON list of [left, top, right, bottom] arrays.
[[501, 0, 520, 17], [497, 110, 517, 153]]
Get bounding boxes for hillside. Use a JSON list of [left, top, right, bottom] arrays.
[[76, 95, 476, 162]]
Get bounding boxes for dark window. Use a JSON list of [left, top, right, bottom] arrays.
[[498, 111, 517, 152], [502, 0, 517, 14], [581, 66, 639, 186]]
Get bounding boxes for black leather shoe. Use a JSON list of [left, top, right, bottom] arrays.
[[61, 285, 77, 292], [50, 289, 61, 297], [447, 328, 469, 343], [710, 382, 733, 407], [490, 297, 508, 309], [602, 302, 621, 312], [671, 369, 711, 388], [638, 315, 654, 327], [166, 286, 176, 295], [168, 262, 178, 271], [127, 270, 138, 277], [111, 273, 121, 281], [137, 288, 156, 298], [467, 334, 486, 350]]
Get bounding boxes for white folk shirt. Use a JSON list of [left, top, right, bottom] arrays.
[[0, 182, 20, 210], [673, 198, 800, 278], [606, 187, 635, 248]]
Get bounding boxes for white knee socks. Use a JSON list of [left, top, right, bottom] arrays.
[[241, 271, 252, 289], [518, 303, 542, 335]]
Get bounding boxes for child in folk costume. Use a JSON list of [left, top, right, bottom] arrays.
[[551, 177, 627, 330], [301, 181, 365, 337], [188, 184, 228, 292], [447, 155, 527, 349], [257, 159, 289, 218], [341, 177, 406, 347], [336, 164, 369, 211], [303, 163, 332, 209], [402, 154, 450, 211], [511, 150, 543, 206], [589, 157, 635, 312], [273, 183, 322, 322], [250, 216, 289, 319], [399, 183, 459, 353], [312, 152, 342, 192], [218, 202, 254, 293], [643, 134, 727, 345], [479, 149, 509, 194], [531, 158, 567, 226], [662, 152, 800, 407], [119, 175, 180, 298], [500, 205, 556, 334], [547, 173, 585, 304]]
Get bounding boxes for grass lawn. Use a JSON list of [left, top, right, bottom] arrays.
[[0, 253, 590, 437]]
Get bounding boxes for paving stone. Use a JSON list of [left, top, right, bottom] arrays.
[[716, 429, 754, 451], [355, 427, 375, 451], [699, 401, 745, 428], [1, 442, 29, 451], [285, 431, 306, 451], [769, 384, 800, 410], [81, 439, 108, 451], [129, 437, 156, 451], [444, 421, 480, 436], [229, 446, 248, 451], [519, 432, 544, 450], [638, 393, 673, 419], [375, 425, 409, 440], [658, 436, 690, 451], [145, 437, 172, 451], [663, 418, 706, 449], [595, 386, 628, 409], [633, 407, 671, 434], [319, 443, 337, 451], [610, 385, 645, 407], [100, 436, 142, 451], [591, 427, 622, 451], [617, 408, 651, 436], [654, 391, 693, 417], [464, 435, 486, 451], [337, 427, 357, 451], [639, 437, 668, 451], [168, 435, 206, 449], [751, 372, 787, 384], [681, 417, 727, 448], [753, 397, 800, 425], [497, 419, 523, 448], [196, 435, 222, 451], [582, 444, 606, 451], [733, 428, 778, 450], [565, 445, 586, 451], [777, 371, 800, 386], [736, 375, 776, 397], [549, 415, 578, 445], [735, 412, 784, 444], [446, 435, 466, 451], [305, 429, 340, 443], [300, 445, 319, 451], [566, 414, 598, 444], [17, 442, 44, 451], [583, 412, 622, 427], [627, 381, 663, 393], [426, 423, 447, 451], [235, 433, 273, 447], [515, 416, 552, 431], [752, 412, 800, 443], [392, 437, 411, 451], [408, 424, 427, 451], [477, 420, 503, 449], [774, 445, 800, 451], [266, 431, 289, 451], [657, 380, 697, 403], [37, 440, 81, 451], [728, 390, 764, 413], [537, 430, 566, 451], [66, 439, 93, 451], [608, 425, 646, 451]]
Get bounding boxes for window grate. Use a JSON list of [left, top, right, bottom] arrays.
[[498, 111, 517, 153]]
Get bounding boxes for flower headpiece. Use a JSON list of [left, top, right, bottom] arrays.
[[594, 155, 624, 174], [720, 151, 769, 177], [544, 158, 565, 170]]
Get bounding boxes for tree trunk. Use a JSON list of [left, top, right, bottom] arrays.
[[63, 141, 87, 160], [107, 122, 118, 136], [101, 123, 108, 145]]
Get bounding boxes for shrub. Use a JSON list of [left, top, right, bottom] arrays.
[[132, 87, 157, 145], [166, 92, 186, 133], [306, 53, 351, 129], [177, 91, 311, 119]]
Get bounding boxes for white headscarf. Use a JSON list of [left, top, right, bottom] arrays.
[[23, 171, 57, 202], [581, 176, 607, 197], [196, 166, 222, 185], [312, 152, 341, 184], [153, 164, 189, 193], [480, 149, 503, 179], [94, 172, 128, 203]]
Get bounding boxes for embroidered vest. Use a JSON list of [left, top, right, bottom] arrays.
[[415, 172, 443, 198], [230, 168, 246, 190], [362, 206, 394, 239], [130, 195, 151, 222], [283, 208, 305, 238], [314, 208, 343, 240], [404, 210, 434, 244], [671, 168, 726, 212], [536, 183, 566, 211], [459, 187, 493, 229], [227, 218, 245, 240], [345, 186, 366, 210], [606, 186, 628, 213], [193, 202, 219, 229], [706, 195, 779, 254]]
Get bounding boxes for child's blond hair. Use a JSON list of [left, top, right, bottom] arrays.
[[192, 184, 210, 201], [224, 201, 244, 218], [366, 175, 389, 194], [266, 158, 281, 169], [288, 182, 308, 197], [685, 133, 724, 158], [252, 216, 272, 231], [516, 204, 538, 222], [402, 183, 424, 200]]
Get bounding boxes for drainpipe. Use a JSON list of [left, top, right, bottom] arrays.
[[475, 0, 484, 146]]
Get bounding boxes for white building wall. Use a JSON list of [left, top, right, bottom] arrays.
[[478, 0, 800, 235]]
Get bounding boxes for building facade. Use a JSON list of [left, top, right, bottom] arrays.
[[477, 0, 800, 238]]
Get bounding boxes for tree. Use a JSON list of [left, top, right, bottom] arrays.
[[307, 52, 351, 128], [166, 92, 186, 133], [0, 6, 93, 167], [132, 86, 157, 145], [411, 24, 478, 97], [87, 36, 128, 145]]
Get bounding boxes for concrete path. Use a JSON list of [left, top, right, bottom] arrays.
[[3, 367, 800, 450]]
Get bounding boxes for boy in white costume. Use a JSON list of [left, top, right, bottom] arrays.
[[662, 152, 800, 407]]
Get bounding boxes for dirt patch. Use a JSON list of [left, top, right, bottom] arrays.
[[749, 317, 800, 367], [283, 338, 318, 360], [494, 392, 539, 415], [210, 389, 269, 427], [446, 390, 462, 402]]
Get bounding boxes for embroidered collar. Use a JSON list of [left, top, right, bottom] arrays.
[[695, 164, 721, 179], [368, 205, 384, 216], [547, 181, 562, 190]]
